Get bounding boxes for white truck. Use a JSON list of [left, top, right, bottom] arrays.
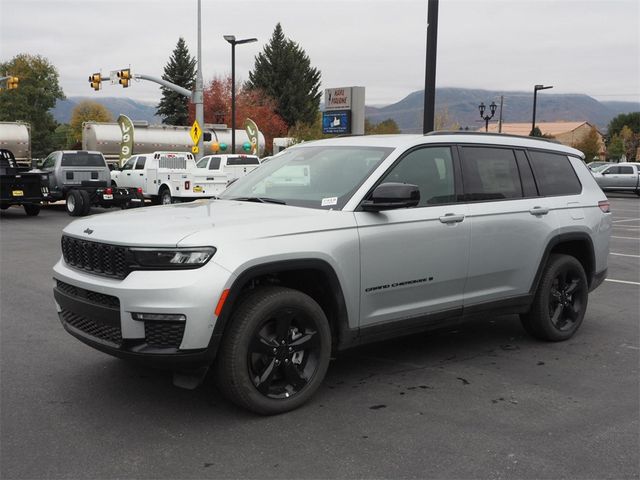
[[193, 154, 261, 196], [111, 151, 216, 204]]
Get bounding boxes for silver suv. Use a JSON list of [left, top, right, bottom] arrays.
[[52, 133, 611, 414]]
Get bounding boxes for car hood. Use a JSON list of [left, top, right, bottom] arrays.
[[62, 199, 349, 247]]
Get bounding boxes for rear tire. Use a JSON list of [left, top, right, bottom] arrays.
[[79, 190, 91, 216], [159, 188, 172, 205], [23, 204, 40, 216], [215, 287, 332, 415], [521, 254, 588, 342], [66, 190, 84, 216]]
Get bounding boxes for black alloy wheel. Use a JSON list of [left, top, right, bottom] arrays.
[[216, 286, 331, 415], [248, 306, 322, 399], [521, 254, 588, 341]]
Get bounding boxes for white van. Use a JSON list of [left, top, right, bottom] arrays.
[[112, 151, 215, 204], [193, 154, 261, 196]]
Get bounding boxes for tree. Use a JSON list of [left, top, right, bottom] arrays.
[[191, 76, 288, 155], [156, 38, 196, 125], [246, 23, 321, 127], [51, 124, 73, 150], [0, 53, 64, 157], [365, 118, 400, 134], [606, 134, 625, 161], [573, 126, 601, 162], [69, 101, 113, 146], [619, 125, 639, 161], [607, 112, 640, 137], [288, 112, 328, 143]]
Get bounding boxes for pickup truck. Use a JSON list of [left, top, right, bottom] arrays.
[[111, 151, 216, 204], [0, 149, 49, 216], [193, 154, 261, 197], [591, 162, 640, 195], [41, 150, 145, 216]]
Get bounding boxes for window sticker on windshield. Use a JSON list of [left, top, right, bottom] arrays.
[[321, 197, 338, 207]]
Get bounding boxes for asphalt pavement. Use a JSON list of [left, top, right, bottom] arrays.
[[1, 197, 638, 479]]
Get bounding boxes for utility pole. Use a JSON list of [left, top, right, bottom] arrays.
[[498, 95, 504, 133], [531, 84, 553, 136]]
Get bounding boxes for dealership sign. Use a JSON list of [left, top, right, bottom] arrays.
[[325, 88, 352, 111]]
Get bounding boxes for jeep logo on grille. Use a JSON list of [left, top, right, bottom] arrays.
[[83, 228, 94, 235]]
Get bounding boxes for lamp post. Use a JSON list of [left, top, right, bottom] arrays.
[[531, 84, 553, 136], [223, 35, 257, 153], [478, 101, 497, 132]]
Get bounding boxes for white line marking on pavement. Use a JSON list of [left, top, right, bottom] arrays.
[[620, 344, 640, 350], [605, 278, 640, 286], [612, 218, 640, 223], [610, 253, 640, 258], [611, 236, 640, 240]]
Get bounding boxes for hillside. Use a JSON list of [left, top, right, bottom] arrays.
[[366, 88, 640, 133], [52, 97, 161, 124]]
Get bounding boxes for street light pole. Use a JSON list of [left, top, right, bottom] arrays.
[[423, 0, 439, 134], [531, 84, 553, 136], [478, 101, 497, 132], [224, 35, 257, 154]]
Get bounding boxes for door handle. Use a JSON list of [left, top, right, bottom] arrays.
[[126, 173, 131, 176], [439, 213, 465, 224], [139, 173, 143, 176], [529, 206, 549, 216]]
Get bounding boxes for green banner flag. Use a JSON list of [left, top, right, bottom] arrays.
[[243, 118, 259, 155], [117, 114, 134, 166]]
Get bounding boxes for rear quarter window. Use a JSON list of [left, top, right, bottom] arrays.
[[528, 151, 582, 196]]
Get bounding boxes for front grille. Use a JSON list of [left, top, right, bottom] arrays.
[[61, 236, 129, 279], [61, 309, 122, 346], [56, 280, 120, 308], [145, 322, 185, 348]]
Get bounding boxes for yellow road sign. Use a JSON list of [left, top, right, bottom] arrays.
[[190, 120, 202, 145], [192, 145, 199, 154]]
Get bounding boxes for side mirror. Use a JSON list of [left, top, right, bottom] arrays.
[[361, 182, 420, 212]]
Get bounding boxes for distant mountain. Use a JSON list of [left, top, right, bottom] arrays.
[[366, 88, 640, 133], [52, 97, 162, 124]]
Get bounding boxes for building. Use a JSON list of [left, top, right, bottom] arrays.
[[481, 121, 606, 160]]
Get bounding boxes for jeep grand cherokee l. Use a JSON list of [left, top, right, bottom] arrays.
[[52, 133, 611, 414]]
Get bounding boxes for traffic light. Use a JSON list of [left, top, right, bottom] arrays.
[[89, 73, 101, 91], [117, 69, 131, 88], [7, 76, 19, 89]]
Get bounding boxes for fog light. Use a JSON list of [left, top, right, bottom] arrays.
[[132, 312, 186, 322]]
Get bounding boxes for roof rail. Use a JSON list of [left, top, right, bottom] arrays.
[[424, 130, 561, 144]]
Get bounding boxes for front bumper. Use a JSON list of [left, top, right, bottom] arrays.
[[52, 257, 234, 368]]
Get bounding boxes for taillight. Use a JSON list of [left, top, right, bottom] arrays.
[[185, 181, 191, 190], [105, 187, 113, 195], [137, 187, 143, 194], [598, 200, 610, 213]]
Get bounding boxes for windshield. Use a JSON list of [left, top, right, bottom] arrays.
[[591, 164, 611, 172], [196, 157, 209, 168], [219, 145, 394, 210]]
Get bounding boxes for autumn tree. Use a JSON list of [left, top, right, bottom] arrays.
[[156, 38, 196, 125], [68, 101, 112, 147], [191, 76, 288, 155], [365, 118, 400, 134], [606, 134, 625, 161], [0, 53, 64, 157], [573, 126, 602, 162], [246, 23, 321, 127]]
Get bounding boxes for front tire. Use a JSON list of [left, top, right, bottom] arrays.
[[159, 188, 172, 205], [521, 254, 588, 341], [216, 287, 332, 415]]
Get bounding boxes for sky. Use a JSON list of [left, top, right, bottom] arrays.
[[1, 0, 639, 107]]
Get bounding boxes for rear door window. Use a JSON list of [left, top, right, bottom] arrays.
[[528, 150, 582, 196], [618, 166, 634, 175], [209, 157, 222, 170], [460, 147, 523, 201]]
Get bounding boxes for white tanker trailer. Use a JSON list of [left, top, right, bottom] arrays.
[[0, 122, 31, 164], [82, 122, 265, 163]]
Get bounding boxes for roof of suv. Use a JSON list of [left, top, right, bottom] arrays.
[[295, 133, 585, 158]]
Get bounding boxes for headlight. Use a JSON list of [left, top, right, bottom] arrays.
[[129, 247, 216, 270]]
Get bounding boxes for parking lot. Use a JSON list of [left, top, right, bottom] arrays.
[[1, 196, 638, 479]]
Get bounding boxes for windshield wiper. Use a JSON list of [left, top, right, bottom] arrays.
[[231, 196, 287, 205]]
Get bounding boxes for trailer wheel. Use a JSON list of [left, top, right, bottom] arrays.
[[78, 190, 91, 216], [23, 204, 41, 216], [66, 190, 84, 216], [159, 187, 173, 205]]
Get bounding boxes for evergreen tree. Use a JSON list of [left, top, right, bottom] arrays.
[[246, 23, 321, 127], [156, 38, 196, 125]]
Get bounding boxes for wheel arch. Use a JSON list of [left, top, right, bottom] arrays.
[[530, 232, 596, 294], [212, 259, 352, 353]]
